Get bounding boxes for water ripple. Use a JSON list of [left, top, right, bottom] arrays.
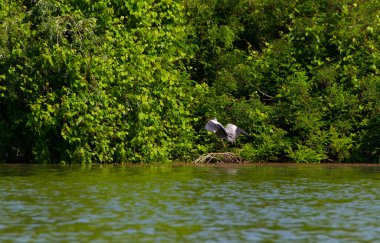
[[1, 164, 380, 242]]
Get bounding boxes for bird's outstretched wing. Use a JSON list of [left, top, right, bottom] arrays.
[[205, 120, 225, 134], [205, 120, 228, 139]]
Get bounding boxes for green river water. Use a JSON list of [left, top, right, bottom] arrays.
[[1, 163, 380, 242]]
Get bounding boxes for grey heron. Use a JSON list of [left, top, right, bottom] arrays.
[[205, 118, 251, 143]]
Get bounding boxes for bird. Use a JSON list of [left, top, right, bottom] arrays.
[[205, 118, 251, 143]]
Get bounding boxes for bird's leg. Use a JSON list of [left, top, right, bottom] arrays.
[[221, 139, 225, 148]]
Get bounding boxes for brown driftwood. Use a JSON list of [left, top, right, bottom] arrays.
[[193, 152, 243, 163]]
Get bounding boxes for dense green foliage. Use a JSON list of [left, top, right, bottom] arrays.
[[0, 0, 203, 163], [1, 0, 379, 163]]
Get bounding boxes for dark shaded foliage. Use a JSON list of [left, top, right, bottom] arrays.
[[186, 0, 379, 163]]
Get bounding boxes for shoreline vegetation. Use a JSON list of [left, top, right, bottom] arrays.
[[0, 162, 379, 168], [1, 0, 379, 164]]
